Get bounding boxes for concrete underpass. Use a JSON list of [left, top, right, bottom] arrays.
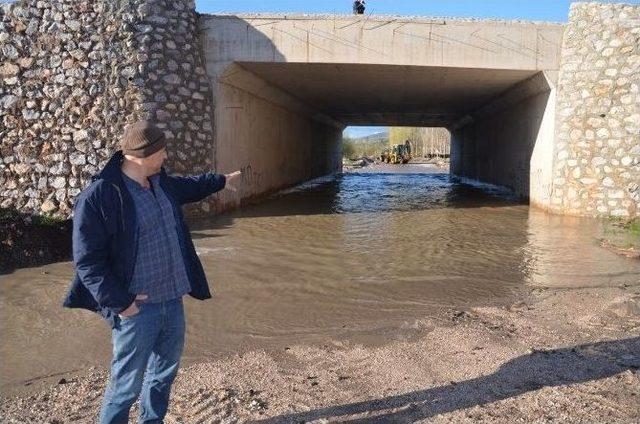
[[201, 14, 564, 210]]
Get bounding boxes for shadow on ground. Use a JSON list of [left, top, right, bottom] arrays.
[[252, 337, 640, 423]]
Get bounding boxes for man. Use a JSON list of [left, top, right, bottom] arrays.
[[353, 0, 366, 14], [62, 120, 241, 423]]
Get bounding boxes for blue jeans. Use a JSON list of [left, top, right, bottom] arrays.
[[99, 298, 185, 424]]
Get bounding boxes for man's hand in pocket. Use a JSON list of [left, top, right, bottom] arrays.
[[119, 294, 148, 318]]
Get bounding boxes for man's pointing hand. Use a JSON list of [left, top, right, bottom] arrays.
[[224, 170, 242, 192]]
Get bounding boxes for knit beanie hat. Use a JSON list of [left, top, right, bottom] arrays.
[[121, 120, 167, 158]]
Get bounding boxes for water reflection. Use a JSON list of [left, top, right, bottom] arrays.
[[523, 209, 638, 288], [1, 164, 637, 396], [228, 167, 521, 218]]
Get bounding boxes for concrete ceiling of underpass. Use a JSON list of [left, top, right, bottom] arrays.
[[237, 62, 539, 127]]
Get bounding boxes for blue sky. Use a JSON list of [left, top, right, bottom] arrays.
[[344, 127, 388, 138], [196, 0, 639, 138], [196, 0, 638, 22]]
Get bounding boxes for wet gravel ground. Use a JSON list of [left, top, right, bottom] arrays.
[[2, 282, 639, 423]]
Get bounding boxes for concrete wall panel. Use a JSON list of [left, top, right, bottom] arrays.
[[451, 73, 553, 198], [213, 73, 342, 211]]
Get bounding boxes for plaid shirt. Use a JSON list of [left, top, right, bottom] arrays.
[[122, 172, 191, 303]]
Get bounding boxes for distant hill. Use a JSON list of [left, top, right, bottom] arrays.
[[342, 130, 389, 159], [350, 131, 388, 143]]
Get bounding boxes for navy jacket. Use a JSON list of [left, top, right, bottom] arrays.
[[62, 151, 226, 327]]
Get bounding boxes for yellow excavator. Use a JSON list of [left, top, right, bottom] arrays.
[[380, 140, 412, 164]]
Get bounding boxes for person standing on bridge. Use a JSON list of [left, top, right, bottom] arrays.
[[62, 120, 241, 423], [353, 0, 366, 14]]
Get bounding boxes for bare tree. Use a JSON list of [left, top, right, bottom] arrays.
[[389, 127, 450, 157]]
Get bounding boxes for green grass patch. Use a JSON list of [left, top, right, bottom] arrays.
[[628, 219, 640, 237], [32, 214, 67, 227], [0, 208, 67, 227], [603, 217, 640, 250]]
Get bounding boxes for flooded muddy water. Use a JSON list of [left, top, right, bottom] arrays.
[[1, 164, 638, 395]]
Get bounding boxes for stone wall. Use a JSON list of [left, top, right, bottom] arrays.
[[0, 0, 216, 217], [549, 2, 640, 217]]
